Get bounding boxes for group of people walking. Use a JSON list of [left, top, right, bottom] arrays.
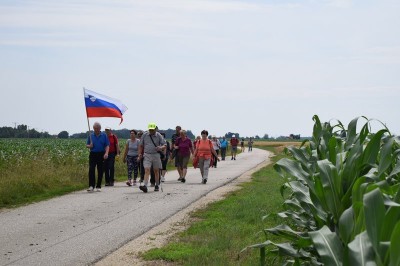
[[86, 122, 251, 193]]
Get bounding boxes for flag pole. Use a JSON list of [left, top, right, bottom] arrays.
[[83, 87, 92, 144]]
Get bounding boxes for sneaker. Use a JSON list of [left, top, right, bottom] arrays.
[[177, 177, 183, 181], [154, 185, 159, 192], [87, 186, 94, 192], [161, 176, 165, 182], [96, 188, 101, 192], [105, 183, 110, 186], [139, 185, 148, 193], [234, 157, 236, 160], [181, 178, 186, 183], [150, 183, 155, 187], [202, 179, 207, 184], [231, 157, 233, 160], [132, 180, 137, 186], [110, 182, 114, 186], [126, 180, 132, 186]]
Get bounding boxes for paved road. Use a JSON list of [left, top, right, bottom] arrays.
[[0, 148, 270, 266]]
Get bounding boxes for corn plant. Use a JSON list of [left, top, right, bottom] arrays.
[[242, 115, 400, 265]]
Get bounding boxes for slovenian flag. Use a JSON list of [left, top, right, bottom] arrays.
[[84, 88, 128, 124]]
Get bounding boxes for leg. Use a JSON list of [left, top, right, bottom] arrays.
[[104, 157, 110, 185], [109, 153, 115, 185], [96, 153, 104, 189], [88, 153, 96, 188], [202, 158, 211, 183], [126, 155, 134, 185]]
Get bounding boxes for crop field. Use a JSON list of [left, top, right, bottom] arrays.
[[0, 138, 126, 208], [0, 138, 298, 209]]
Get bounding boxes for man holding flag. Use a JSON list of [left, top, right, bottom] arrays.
[[83, 88, 127, 192], [86, 122, 109, 192]]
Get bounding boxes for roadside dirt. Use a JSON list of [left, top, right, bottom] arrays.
[[95, 157, 271, 266]]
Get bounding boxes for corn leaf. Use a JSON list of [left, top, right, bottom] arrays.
[[363, 188, 385, 264], [348, 231, 375, 266], [309, 226, 343, 266], [389, 221, 400, 266]]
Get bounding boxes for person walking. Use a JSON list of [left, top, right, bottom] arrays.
[[211, 135, 220, 168], [171, 126, 183, 181], [174, 130, 194, 183], [159, 132, 171, 183], [86, 122, 109, 192], [219, 136, 228, 160], [104, 127, 120, 186], [193, 130, 219, 184], [137, 131, 145, 183], [122, 129, 140, 186], [240, 138, 245, 152], [248, 137, 254, 152], [138, 123, 166, 193], [230, 134, 239, 160]]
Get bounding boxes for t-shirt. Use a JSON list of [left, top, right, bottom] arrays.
[[108, 134, 118, 153], [140, 131, 166, 154], [126, 139, 140, 156], [220, 139, 228, 148], [211, 139, 220, 150], [196, 139, 213, 159], [230, 138, 239, 147], [87, 132, 109, 152], [175, 137, 193, 157]]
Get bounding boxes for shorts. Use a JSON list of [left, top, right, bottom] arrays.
[[231, 146, 238, 152], [177, 154, 190, 169], [143, 153, 162, 169]]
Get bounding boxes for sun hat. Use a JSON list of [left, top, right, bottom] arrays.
[[148, 123, 157, 130]]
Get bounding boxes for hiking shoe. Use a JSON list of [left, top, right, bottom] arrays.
[[231, 157, 233, 160], [234, 157, 236, 160], [110, 182, 114, 186], [154, 185, 159, 192], [177, 177, 183, 181], [126, 180, 132, 186], [96, 188, 101, 192], [139, 185, 148, 193], [161, 176, 165, 182], [87, 186, 94, 192], [181, 178, 186, 183], [202, 179, 207, 184]]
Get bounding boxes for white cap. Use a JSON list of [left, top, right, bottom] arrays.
[[105, 127, 111, 130], [232, 134, 235, 137]]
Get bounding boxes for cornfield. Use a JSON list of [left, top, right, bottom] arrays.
[[0, 138, 125, 207], [244, 115, 400, 265]]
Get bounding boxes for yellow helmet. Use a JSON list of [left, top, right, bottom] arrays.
[[148, 122, 157, 130]]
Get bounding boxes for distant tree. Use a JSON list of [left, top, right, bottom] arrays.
[[255, 135, 260, 139], [58, 131, 69, 139], [263, 134, 269, 139]]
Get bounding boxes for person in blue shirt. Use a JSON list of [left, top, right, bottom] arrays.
[[219, 136, 228, 160], [86, 122, 109, 192]]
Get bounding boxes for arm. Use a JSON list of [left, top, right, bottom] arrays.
[[122, 142, 129, 163], [104, 145, 109, 159]]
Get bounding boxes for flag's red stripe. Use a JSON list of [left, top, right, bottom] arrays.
[[86, 107, 122, 118]]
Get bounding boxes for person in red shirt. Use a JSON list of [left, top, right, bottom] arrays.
[[104, 127, 120, 186], [230, 134, 239, 160]]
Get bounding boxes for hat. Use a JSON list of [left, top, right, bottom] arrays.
[[232, 134, 235, 137], [105, 127, 111, 131], [148, 122, 157, 130]]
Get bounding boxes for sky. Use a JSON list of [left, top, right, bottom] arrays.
[[0, 0, 399, 138]]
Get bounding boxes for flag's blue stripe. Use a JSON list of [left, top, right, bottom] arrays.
[[84, 97, 120, 112]]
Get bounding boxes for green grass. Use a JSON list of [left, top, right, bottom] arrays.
[[142, 146, 287, 265]]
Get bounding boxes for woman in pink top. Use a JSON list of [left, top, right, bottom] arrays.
[[174, 130, 194, 183], [193, 130, 220, 184]]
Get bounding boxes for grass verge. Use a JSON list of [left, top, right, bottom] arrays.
[[141, 146, 289, 265]]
